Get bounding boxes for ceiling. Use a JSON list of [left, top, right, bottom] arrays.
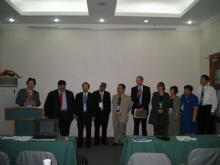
[[0, 0, 220, 30]]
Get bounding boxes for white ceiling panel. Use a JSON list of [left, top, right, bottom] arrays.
[[115, 0, 200, 17], [5, 0, 89, 16]]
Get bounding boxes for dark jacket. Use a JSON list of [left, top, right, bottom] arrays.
[[44, 89, 75, 121], [148, 91, 169, 126], [93, 90, 111, 116], [131, 85, 151, 115]]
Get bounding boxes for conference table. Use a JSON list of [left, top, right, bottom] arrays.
[[0, 136, 77, 165], [120, 135, 220, 165]]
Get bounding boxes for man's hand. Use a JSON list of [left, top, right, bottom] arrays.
[[45, 116, 49, 119], [115, 110, 121, 115], [174, 115, 178, 121], [139, 108, 144, 111], [137, 91, 143, 96], [192, 117, 196, 122], [31, 100, 36, 106], [210, 112, 215, 116], [92, 117, 95, 121], [158, 109, 163, 114]]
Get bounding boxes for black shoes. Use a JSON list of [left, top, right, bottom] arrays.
[[93, 142, 100, 146], [102, 142, 109, 146], [77, 144, 83, 148], [86, 144, 91, 148], [112, 143, 119, 146]]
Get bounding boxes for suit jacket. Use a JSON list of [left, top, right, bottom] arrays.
[[112, 94, 132, 123], [15, 88, 41, 106], [131, 85, 151, 115], [44, 89, 75, 121], [148, 91, 169, 126], [75, 92, 96, 118], [93, 90, 111, 116]]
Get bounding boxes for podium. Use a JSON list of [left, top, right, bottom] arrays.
[[5, 107, 43, 136]]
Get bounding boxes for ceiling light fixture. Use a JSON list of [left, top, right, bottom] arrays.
[[54, 18, 59, 22], [99, 19, 104, 23], [144, 20, 149, 23], [9, 18, 14, 22], [97, 2, 107, 6], [187, 20, 192, 24]]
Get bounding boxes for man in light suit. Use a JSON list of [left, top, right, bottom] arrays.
[[15, 78, 41, 107], [93, 82, 111, 146], [131, 76, 151, 135], [75, 82, 96, 148], [44, 80, 75, 136], [112, 84, 132, 146]]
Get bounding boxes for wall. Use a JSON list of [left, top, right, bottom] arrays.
[[0, 29, 200, 136], [199, 18, 220, 75]]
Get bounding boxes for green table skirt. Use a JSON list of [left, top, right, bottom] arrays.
[[0, 136, 77, 165], [120, 135, 220, 165]]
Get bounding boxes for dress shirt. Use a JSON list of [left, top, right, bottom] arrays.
[[196, 85, 218, 112], [58, 90, 67, 110]]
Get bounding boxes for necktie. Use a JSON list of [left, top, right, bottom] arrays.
[[200, 87, 204, 104], [117, 95, 121, 106], [29, 91, 32, 97], [84, 94, 87, 104], [60, 92, 63, 108], [139, 87, 142, 106], [101, 92, 103, 102]]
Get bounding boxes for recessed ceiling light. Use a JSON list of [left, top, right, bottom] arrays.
[[99, 19, 104, 23], [9, 18, 14, 22], [187, 20, 192, 24], [144, 20, 149, 23], [54, 18, 59, 22], [97, 2, 107, 6]]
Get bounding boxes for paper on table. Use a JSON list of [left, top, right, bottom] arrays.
[[14, 136, 32, 141], [176, 136, 197, 141], [134, 109, 147, 118]]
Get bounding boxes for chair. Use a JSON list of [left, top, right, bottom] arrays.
[[0, 151, 10, 165], [187, 148, 220, 165], [16, 151, 58, 165], [128, 153, 172, 165]]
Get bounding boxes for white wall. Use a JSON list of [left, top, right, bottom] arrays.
[[0, 29, 200, 136], [199, 18, 220, 75]]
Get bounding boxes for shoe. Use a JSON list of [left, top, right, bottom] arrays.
[[77, 144, 83, 148], [93, 142, 99, 146], [112, 143, 119, 146], [86, 144, 91, 148], [102, 142, 109, 146], [121, 143, 124, 146]]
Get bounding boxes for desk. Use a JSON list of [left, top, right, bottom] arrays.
[[0, 136, 77, 165], [120, 135, 220, 165]]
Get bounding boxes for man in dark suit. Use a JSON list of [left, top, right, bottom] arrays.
[[93, 82, 111, 146], [131, 76, 151, 135], [75, 82, 96, 148], [44, 80, 75, 136]]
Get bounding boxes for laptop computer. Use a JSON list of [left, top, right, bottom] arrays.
[[30, 119, 59, 141]]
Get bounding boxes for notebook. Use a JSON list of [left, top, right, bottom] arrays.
[[30, 119, 59, 141]]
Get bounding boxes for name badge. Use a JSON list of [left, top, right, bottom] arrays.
[[99, 102, 103, 109], [116, 105, 120, 110], [169, 108, 173, 113], [159, 102, 163, 109], [83, 103, 87, 112], [181, 104, 184, 110]]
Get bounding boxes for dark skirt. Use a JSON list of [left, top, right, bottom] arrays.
[[181, 117, 197, 133]]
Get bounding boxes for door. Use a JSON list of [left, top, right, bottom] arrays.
[[209, 52, 220, 133]]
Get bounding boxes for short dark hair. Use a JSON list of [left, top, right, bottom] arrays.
[[26, 78, 36, 85], [100, 82, 107, 88], [157, 82, 165, 90], [170, 86, 178, 94], [201, 75, 210, 82], [82, 82, 90, 88], [184, 85, 193, 91], [118, 83, 126, 89], [136, 76, 144, 81], [58, 80, 66, 86]]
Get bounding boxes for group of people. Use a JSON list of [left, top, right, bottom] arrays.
[[15, 75, 218, 148]]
